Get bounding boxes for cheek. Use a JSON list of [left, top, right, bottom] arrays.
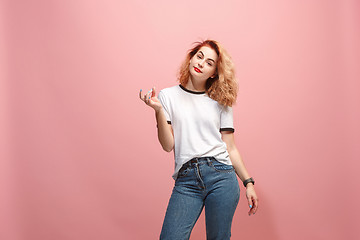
[[207, 67, 216, 76], [189, 59, 195, 68], [188, 61, 194, 70]]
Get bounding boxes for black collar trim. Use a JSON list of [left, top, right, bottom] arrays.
[[179, 84, 205, 95]]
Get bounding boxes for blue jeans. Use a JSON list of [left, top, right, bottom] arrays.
[[160, 157, 240, 240]]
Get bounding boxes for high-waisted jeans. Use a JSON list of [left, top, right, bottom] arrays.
[[160, 157, 240, 240]]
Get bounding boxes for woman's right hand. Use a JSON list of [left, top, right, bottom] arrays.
[[139, 87, 163, 112], [139, 87, 174, 152]]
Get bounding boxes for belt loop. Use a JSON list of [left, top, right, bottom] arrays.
[[193, 158, 198, 167], [206, 157, 211, 166]]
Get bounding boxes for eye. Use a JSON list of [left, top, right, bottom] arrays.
[[197, 54, 202, 59], [207, 61, 213, 66]]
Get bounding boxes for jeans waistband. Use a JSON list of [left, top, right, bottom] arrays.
[[182, 157, 216, 169]]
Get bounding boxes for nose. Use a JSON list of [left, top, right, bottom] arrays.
[[198, 60, 204, 68]]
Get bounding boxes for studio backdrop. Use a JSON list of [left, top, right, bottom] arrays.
[[1, 0, 359, 239]]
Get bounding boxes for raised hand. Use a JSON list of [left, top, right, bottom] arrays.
[[139, 87, 163, 112]]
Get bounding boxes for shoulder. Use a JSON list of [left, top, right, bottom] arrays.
[[159, 85, 180, 93], [159, 85, 181, 97], [205, 96, 233, 113], [217, 103, 233, 117]]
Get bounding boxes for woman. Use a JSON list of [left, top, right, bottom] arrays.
[[139, 40, 258, 240]]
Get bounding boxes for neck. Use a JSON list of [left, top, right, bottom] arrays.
[[186, 77, 206, 92]]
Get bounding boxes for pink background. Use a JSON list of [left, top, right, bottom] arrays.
[[1, 0, 359, 239]]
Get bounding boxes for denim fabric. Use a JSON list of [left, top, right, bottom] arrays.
[[160, 157, 240, 240]]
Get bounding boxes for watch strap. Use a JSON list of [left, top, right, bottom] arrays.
[[243, 177, 255, 187]]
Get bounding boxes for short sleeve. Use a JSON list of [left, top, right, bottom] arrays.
[[220, 106, 234, 132], [158, 90, 171, 124]]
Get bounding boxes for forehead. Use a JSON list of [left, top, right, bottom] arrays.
[[197, 46, 218, 61]]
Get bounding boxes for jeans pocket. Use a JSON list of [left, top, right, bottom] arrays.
[[177, 166, 190, 178], [211, 160, 234, 173]]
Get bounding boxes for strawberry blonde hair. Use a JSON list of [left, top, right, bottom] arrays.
[[178, 40, 238, 107]]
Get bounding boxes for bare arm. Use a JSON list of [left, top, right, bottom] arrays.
[[221, 131, 259, 216], [139, 87, 174, 152], [221, 131, 251, 181], [155, 108, 174, 152]]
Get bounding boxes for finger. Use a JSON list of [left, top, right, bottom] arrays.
[[253, 198, 259, 214], [139, 89, 144, 101], [248, 196, 256, 215], [148, 89, 153, 103], [148, 89, 153, 99], [249, 197, 258, 215], [247, 197, 253, 209], [248, 205, 253, 215], [141, 88, 151, 102], [247, 196, 253, 216], [144, 92, 149, 104], [146, 90, 152, 104]]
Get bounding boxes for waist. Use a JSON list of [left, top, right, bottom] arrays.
[[181, 156, 216, 169]]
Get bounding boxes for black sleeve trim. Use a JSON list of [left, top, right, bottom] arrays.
[[220, 128, 235, 133], [156, 121, 171, 128]]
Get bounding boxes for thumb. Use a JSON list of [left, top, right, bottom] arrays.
[[151, 86, 156, 97]]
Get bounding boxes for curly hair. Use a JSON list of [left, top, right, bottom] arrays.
[[178, 40, 238, 107]]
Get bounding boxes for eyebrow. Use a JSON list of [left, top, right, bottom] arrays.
[[199, 51, 216, 63]]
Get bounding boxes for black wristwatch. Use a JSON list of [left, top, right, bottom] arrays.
[[243, 177, 255, 187]]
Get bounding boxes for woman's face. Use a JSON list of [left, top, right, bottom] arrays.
[[189, 46, 218, 82]]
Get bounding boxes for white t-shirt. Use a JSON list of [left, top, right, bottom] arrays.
[[158, 84, 235, 180]]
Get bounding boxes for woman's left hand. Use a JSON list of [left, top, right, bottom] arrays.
[[246, 184, 258, 216]]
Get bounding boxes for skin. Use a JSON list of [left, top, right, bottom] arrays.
[[139, 46, 259, 216], [187, 46, 218, 92]]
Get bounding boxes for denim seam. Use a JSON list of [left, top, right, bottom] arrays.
[[210, 164, 235, 173], [195, 163, 206, 190]]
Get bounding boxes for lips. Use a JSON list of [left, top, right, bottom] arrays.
[[194, 67, 202, 73]]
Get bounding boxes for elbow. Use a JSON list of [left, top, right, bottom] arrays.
[[161, 141, 174, 152], [158, 133, 174, 152], [162, 145, 173, 152], [226, 144, 237, 155], [163, 148, 172, 153]]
